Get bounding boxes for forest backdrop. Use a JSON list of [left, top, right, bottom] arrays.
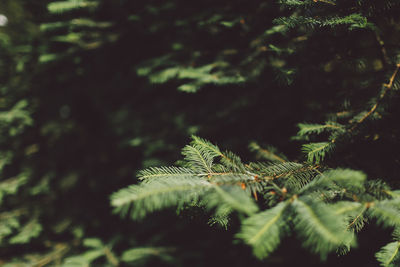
[[0, 0, 400, 266]]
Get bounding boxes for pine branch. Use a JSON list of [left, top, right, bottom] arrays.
[[346, 206, 368, 232], [302, 142, 334, 164], [274, 14, 368, 30], [376, 241, 400, 267], [0, 174, 28, 203], [191, 136, 247, 172], [48, 0, 98, 14], [236, 201, 288, 259], [368, 199, 400, 228], [9, 219, 42, 244], [298, 169, 367, 202], [297, 122, 344, 137], [322, 169, 366, 192], [292, 196, 354, 259], [210, 186, 258, 216], [110, 177, 213, 219], [182, 144, 215, 173], [219, 150, 247, 172], [191, 136, 222, 157], [138, 166, 196, 181], [249, 162, 304, 178], [121, 247, 174, 264], [332, 201, 364, 215]]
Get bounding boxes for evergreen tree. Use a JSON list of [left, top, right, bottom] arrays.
[[0, 0, 399, 266]]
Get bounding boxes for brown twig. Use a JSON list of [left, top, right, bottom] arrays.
[[104, 246, 120, 266], [34, 243, 70, 267], [349, 63, 400, 132], [347, 206, 366, 230]]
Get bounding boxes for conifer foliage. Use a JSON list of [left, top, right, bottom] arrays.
[[112, 136, 400, 263], [1, 0, 400, 265]]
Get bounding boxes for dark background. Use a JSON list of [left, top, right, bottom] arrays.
[[0, 0, 399, 265]]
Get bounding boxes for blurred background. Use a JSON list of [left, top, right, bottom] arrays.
[[0, 0, 399, 266]]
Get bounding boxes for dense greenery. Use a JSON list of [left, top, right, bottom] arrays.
[[0, 0, 400, 266]]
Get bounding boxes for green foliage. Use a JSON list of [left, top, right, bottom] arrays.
[[237, 201, 288, 259], [112, 137, 400, 261], [376, 242, 400, 267], [48, 0, 98, 14], [376, 228, 400, 266], [60, 238, 171, 267], [368, 199, 400, 228], [0, 172, 28, 203], [181, 142, 215, 173], [302, 142, 334, 164], [291, 197, 354, 260], [111, 137, 259, 224], [140, 62, 245, 93], [138, 166, 195, 182], [0, 211, 20, 242], [111, 177, 213, 219], [297, 122, 345, 137], [0, 100, 33, 136], [320, 169, 366, 193], [274, 14, 368, 30], [9, 219, 42, 244], [121, 247, 174, 265], [1, 0, 400, 265]]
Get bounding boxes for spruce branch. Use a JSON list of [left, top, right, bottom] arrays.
[[332, 202, 363, 216], [296, 64, 400, 165], [110, 177, 213, 219], [47, 0, 98, 14], [110, 135, 400, 263], [297, 122, 344, 137], [376, 241, 400, 267], [346, 205, 368, 232], [367, 199, 400, 228], [138, 167, 196, 182], [182, 144, 215, 173], [292, 197, 354, 259], [236, 201, 288, 259], [302, 142, 334, 164], [191, 136, 247, 172], [209, 186, 259, 216]]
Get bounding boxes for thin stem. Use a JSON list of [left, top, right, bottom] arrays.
[[104, 246, 120, 266], [350, 63, 400, 131]]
